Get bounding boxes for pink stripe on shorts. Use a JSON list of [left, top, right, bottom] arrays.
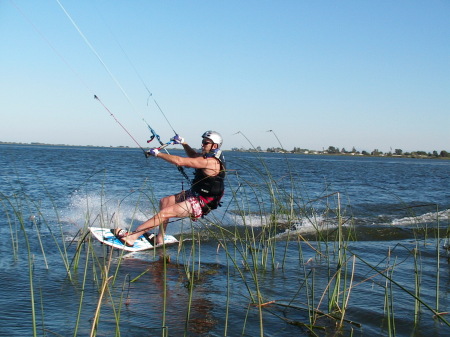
[[186, 195, 203, 219], [181, 190, 203, 219]]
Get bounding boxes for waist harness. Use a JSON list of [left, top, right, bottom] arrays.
[[191, 152, 226, 213]]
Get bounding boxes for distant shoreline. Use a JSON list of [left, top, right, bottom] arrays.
[[1, 141, 449, 160], [0, 141, 129, 149]]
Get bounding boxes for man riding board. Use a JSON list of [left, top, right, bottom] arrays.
[[114, 131, 226, 247]]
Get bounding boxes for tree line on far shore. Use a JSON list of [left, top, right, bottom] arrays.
[[232, 145, 450, 158]]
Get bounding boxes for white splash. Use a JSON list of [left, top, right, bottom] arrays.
[[392, 209, 450, 226]]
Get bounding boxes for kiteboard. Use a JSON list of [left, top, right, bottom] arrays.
[[88, 227, 179, 252]]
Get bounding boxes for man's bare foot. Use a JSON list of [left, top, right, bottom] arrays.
[[154, 234, 164, 246], [113, 228, 134, 247]]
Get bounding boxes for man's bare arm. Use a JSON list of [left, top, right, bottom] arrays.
[[156, 153, 220, 174], [181, 142, 200, 158]]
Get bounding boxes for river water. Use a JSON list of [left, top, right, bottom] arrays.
[[0, 144, 449, 336]]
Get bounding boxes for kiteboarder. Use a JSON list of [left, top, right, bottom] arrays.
[[114, 131, 226, 246]]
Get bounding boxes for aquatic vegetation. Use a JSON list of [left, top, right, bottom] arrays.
[[0, 149, 449, 336]]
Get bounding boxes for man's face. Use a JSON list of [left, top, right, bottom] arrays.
[[201, 138, 214, 153]]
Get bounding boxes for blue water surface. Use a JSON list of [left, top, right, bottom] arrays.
[[0, 144, 449, 336]]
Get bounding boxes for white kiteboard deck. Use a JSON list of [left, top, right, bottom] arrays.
[[88, 227, 179, 252]]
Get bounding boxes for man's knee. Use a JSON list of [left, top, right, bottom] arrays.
[[153, 211, 168, 223], [159, 195, 173, 209]]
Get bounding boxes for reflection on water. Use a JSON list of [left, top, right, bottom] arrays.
[[118, 256, 219, 335]]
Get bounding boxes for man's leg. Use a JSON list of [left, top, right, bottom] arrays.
[[120, 197, 193, 246], [156, 192, 191, 244], [154, 197, 193, 244]]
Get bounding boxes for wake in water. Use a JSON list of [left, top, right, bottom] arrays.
[[59, 189, 450, 245], [61, 191, 191, 237], [392, 208, 450, 226], [66, 191, 152, 227]]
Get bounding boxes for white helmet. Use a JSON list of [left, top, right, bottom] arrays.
[[202, 130, 223, 147]]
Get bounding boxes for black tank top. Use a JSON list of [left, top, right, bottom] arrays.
[[191, 154, 226, 197]]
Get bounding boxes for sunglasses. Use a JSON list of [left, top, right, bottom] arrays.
[[202, 139, 213, 145]]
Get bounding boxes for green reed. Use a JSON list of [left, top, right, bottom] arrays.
[[73, 241, 90, 337], [435, 205, 441, 312], [412, 244, 421, 324], [210, 154, 342, 334], [211, 178, 332, 332], [347, 244, 450, 327], [383, 247, 396, 336], [1, 192, 38, 336], [219, 154, 449, 335], [327, 192, 344, 314], [0, 192, 20, 259]]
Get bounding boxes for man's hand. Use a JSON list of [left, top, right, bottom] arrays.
[[146, 148, 160, 157], [171, 134, 184, 145]]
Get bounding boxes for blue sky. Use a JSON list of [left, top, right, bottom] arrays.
[[1, 1, 449, 152]]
